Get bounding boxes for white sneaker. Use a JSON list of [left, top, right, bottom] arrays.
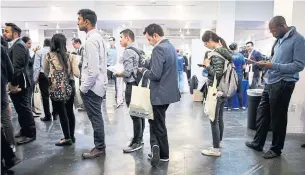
[[201, 147, 221, 157]]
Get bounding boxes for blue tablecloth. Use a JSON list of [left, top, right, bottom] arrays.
[[226, 80, 249, 108]]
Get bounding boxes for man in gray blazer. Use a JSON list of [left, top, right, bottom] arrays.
[[139, 23, 181, 167]]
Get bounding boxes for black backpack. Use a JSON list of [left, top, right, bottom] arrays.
[[127, 47, 146, 85], [190, 75, 198, 94]]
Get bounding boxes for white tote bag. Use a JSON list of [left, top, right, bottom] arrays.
[[74, 77, 83, 108], [33, 85, 42, 113], [204, 76, 218, 122], [248, 64, 254, 86], [129, 79, 153, 120]]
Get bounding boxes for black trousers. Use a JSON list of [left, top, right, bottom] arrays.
[[149, 104, 170, 159], [253, 80, 295, 154], [1, 128, 16, 171], [107, 68, 117, 98], [10, 87, 36, 137], [52, 80, 76, 139], [38, 73, 51, 118], [228, 77, 243, 108], [125, 82, 145, 144]]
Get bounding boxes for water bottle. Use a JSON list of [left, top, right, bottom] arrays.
[[202, 68, 208, 77]]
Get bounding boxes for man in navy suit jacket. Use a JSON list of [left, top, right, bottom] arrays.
[[3, 23, 36, 145], [140, 24, 180, 167], [246, 41, 264, 88]]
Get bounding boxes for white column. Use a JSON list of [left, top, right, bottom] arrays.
[[113, 27, 125, 63], [38, 29, 44, 47], [216, 1, 236, 45], [77, 29, 87, 45], [273, 0, 294, 25], [273, 0, 305, 133]]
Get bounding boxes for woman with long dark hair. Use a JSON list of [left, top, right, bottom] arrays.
[[201, 30, 232, 157], [43, 33, 80, 146]]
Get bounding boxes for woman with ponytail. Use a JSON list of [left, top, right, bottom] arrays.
[[201, 30, 232, 157], [43, 33, 80, 146]]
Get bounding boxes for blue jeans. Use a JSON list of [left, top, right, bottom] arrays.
[[178, 71, 184, 90], [81, 90, 106, 150]]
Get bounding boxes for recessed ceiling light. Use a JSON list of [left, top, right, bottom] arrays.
[[186, 29, 190, 35], [176, 5, 183, 9], [51, 6, 60, 10]]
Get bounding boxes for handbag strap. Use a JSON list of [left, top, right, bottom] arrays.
[[48, 53, 57, 71], [48, 53, 70, 78]]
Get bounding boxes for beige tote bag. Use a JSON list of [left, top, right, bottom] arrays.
[[33, 85, 42, 113], [204, 75, 218, 122], [129, 79, 153, 120]]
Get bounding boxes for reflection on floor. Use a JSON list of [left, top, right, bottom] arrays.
[[9, 84, 305, 175]]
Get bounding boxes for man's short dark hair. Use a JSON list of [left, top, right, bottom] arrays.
[[21, 36, 31, 43], [72, 38, 82, 44], [246, 41, 254, 46], [44, 38, 51, 47], [270, 16, 287, 27], [143, 23, 164, 37], [77, 9, 97, 27], [120, 29, 135, 41], [5, 23, 22, 36], [109, 37, 115, 41]]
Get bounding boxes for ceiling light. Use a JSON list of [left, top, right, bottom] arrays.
[[176, 5, 183, 9], [25, 22, 29, 29], [179, 28, 182, 33], [149, 0, 156, 4], [56, 30, 59, 34], [51, 6, 60, 10], [56, 23, 60, 29], [122, 24, 126, 28], [180, 33, 184, 38], [73, 33, 76, 37], [186, 29, 190, 35]]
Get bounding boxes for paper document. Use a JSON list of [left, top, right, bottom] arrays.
[[107, 64, 124, 73]]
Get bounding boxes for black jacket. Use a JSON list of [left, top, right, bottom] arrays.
[[206, 47, 232, 87], [1, 45, 14, 109], [7, 38, 32, 89]]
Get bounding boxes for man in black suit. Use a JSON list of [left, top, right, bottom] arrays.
[[3, 23, 36, 145], [139, 24, 181, 167]]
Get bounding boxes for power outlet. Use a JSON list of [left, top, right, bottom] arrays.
[[291, 104, 297, 112]]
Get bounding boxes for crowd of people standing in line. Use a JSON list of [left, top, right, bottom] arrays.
[[1, 9, 305, 174]]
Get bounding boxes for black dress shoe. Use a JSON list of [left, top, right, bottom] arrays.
[[301, 144, 305, 148], [40, 117, 51, 121], [16, 137, 36, 145], [61, 137, 76, 143], [263, 150, 281, 159], [55, 139, 73, 146], [245, 141, 263, 152], [5, 157, 22, 169]]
